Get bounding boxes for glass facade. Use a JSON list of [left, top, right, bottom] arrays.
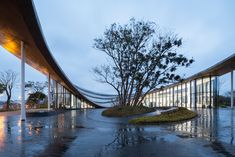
[[50, 81, 94, 109], [168, 109, 218, 140], [144, 76, 218, 108]]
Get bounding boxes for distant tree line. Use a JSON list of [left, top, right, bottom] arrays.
[[0, 69, 47, 110]]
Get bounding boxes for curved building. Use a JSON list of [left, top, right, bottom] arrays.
[[0, 0, 234, 121], [0, 0, 103, 120], [144, 54, 235, 108]]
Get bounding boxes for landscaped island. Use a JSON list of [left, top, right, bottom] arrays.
[[102, 106, 155, 117], [129, 107, 197, 124]]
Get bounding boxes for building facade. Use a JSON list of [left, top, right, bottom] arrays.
[[144, 75, 222, 108]]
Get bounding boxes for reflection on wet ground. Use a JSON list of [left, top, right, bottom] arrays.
[[0, 108, 234, 157]]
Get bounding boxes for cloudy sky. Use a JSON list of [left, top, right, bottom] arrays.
[[0, 0, 235, 100]]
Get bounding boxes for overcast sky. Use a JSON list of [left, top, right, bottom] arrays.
[[0, 0, 235, 101]]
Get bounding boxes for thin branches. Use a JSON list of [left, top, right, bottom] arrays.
[[93, 18, 194, 106]]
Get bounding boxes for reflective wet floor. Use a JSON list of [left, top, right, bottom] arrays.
[[0, 108, 234, 157]]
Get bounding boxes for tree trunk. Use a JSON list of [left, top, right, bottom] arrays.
[[6, 96, 10, 110]]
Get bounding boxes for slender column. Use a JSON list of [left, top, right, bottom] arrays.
[[64, 87, 66, 108], [153, 93, 155, 107], [190, 81, 192, 108], [79, 99, 81, 108], [172, 87, 174, 107], [168, 89, 170, 106], [216, 76, 219, 107], [181, 83, 183, 107], [60, 85, 63, 108], [52, 80, 55, 107], [209, 76, 212, 108], [202, 77, 204, 107], [77, 98, 79, 108], [157, 92, 159, 107], [71, 94, 73, 109], [165, 89, 167, 107], [70, 93, 72, 109], [62, 87, 64, 107], [205, 79, 208, 106], [48, 74, 51, 110], [185, 83, 187, 108], [231, 71, 234, 108], [77, 97, 79, 109], [167, 89, 169, 106], [192, 79, 196, 108], [20, 41, 26, 121], [56, 82, 59, 109], [177, 85, 179, 106], [153, 92, 155, 107], [151, 93, 153, 107], [194, 79, 197, 108], [75, 97, 78, 109], [159, 92, 161, 107]]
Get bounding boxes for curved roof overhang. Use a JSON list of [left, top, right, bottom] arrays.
[[0, 0, 103, 108], [150, 52, 235, 93]]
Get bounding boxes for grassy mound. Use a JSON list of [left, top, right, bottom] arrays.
[[102, 106, 155, 117], [129, 107, 197, 124]]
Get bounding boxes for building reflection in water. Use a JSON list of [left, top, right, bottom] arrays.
[[168, 109, 216, 140], [168, 109, 235, 146], [230, 109, 234, 145]]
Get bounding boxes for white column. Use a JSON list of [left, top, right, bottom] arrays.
[[71, 94, 74, 109], [192, 80, 196, 108], [209, 76, 212, 107], [48, 74, 51, 110], [172, 87, 174, 107], [231, 71, 234, 108], [21, 41, 26, 121]]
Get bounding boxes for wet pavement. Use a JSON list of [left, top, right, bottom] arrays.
[[0, 108, 234, 157]]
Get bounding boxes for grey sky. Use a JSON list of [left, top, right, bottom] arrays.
[[0, 0, 235, 101]]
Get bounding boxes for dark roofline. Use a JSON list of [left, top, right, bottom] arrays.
[[150, 53, 235, 93]]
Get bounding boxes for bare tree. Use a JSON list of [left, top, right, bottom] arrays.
[[25, 81, 47, 93], [93, 18, 194, 107], [0, 70, 17, 109]]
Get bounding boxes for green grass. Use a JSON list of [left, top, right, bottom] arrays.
[[39, 103, 48, 109], [218, 104, 228, 108], [101, 106, 155, 117], [129, 107, 197, 124]]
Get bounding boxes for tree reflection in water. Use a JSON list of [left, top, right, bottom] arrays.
[[104, 108, 235, 153], [105, 126, 156, 150]]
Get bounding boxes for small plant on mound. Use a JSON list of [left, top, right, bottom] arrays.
[[102, 106, 155, 117], [129, 107, 197, 124]]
